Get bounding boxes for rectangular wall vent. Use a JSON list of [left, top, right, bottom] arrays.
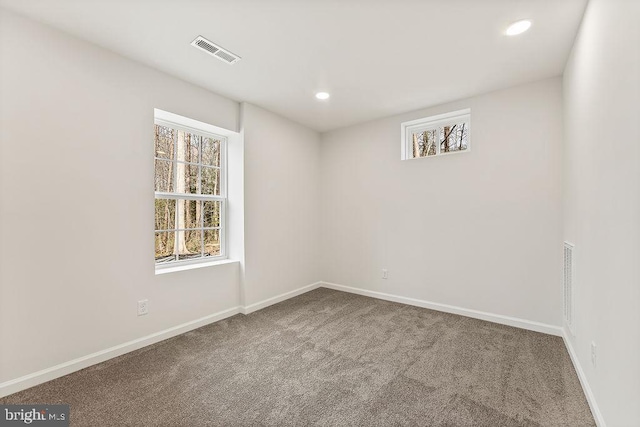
[[563, 241, 575, 334], [191, 36, 241, 65]]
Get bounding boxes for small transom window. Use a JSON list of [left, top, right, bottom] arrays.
[[401, 109, 471, 160]]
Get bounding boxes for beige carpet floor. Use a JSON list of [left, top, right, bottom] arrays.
[[1, 288, 595, 426]]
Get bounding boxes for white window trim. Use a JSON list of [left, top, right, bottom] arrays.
[[154, 109, 235, 272], [401, 108, 471, 160], [155, 259, 239, 276]]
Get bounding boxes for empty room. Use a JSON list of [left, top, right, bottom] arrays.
[[0, 0, 638, 425]]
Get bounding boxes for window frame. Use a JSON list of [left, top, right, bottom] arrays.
[[401, 108, 471, 160], [154, 113, 228, 270]]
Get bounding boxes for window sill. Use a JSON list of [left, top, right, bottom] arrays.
[[155, 259, 239, 275]]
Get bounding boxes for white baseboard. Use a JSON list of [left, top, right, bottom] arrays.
[[562, 329, 606, 427], [0, 281, 324, 398], [324, 283, 607, 424], [241, 282, 322, 315], [0, 306, 241, 398], [320, 282, 562, 336], [0, 280, 570, 405]]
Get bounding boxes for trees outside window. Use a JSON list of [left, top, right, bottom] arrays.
[[401, 109, 471, 160], [154, 121, 226, 266]]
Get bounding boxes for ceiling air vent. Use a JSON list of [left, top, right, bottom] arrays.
[[191, 36, 241, 65]]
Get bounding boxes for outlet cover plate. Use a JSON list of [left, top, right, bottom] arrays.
[[138, 299, 149, 316]]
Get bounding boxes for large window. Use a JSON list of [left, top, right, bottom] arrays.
[[154, 114, 226, 267], [401, 109, 470, 160]]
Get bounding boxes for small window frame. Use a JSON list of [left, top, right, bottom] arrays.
[[401, 108, 471, 160]]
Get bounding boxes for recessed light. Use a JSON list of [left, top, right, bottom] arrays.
[[315, 92, 330, 100], [505, 20, 532, 36]]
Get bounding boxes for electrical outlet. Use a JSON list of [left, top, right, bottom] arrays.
[[382, 269, 388, 279], [591, 341, 597, 367], [137, 299, 149, 316]]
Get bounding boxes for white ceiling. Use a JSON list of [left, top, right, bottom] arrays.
[[0, 0, 587, 132]]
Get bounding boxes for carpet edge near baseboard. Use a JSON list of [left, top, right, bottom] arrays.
[[562, 329, 606, 427], [0, 280, 325, 398], [0, 306, 241, 398], [321, 281, 562, 336], [6, 277, 604, 425]]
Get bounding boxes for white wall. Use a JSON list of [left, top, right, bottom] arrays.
[[5, 5, 638, 424], [0, 8, 324, 389], [0, 8, 242, 384], [241, 103, 321, 306], [563, 0, 640, 425], [320, 78, 564, 326]]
